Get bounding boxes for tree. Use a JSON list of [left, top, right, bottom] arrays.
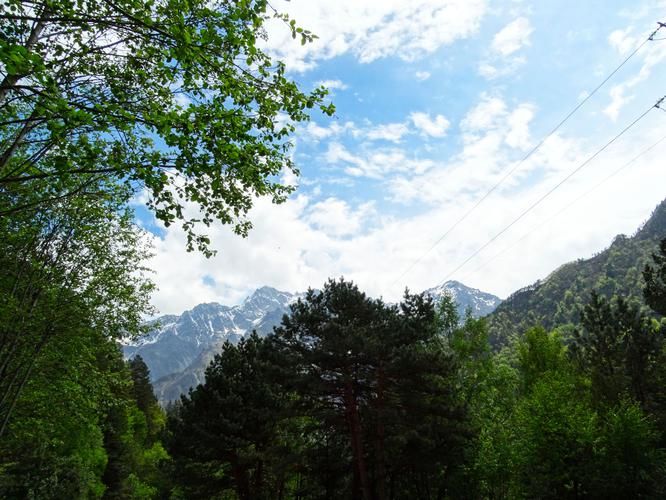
[[272, 279, 469, 499], [0, 325, 168, 499], [644, 238, 666, 315], [0, 326, 111, 499], [128, 355, 163, 441], [593, 399, 665, 499], [571, 292, 664, 409], [0, 0, 334, 253], [167, 333, 289, 500], [0, 184, 153, 437], [128, 356, 156, 415], [102, 348, 169, 500], [445, 313, 520, 498], [467, 324, 666, 499], [509, 328, 597, 498], [516, 327, 569, 393]]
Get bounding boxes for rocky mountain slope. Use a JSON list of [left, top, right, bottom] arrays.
[[123, 287, 300, 382], [487, 198, 666, 345], [125, 281, 501, 402]]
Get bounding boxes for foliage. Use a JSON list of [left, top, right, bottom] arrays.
[[0, 0, 339, 496], [571, 292, 665, 409], [167, 279, 471, 499], [167, 333, 289, 499], [461, 319, 666, 499], [0, 180, 154, 436], [0, 0, 334, 253], [0, 329, 168, 499], [644, 238, 666, 315]]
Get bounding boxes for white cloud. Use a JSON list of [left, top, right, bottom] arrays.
[[603, 26, 666, 120], [491, 17, 533, 56], [366, 122, 410, 142], [461, 94, 508, 131], [145, 70, 666, 318], [478, 55, 526, 80], [306, 198, 376, 237], [415, 70, 432, 81], [142, 4, 666, 319], [604, 85, 634, 121], [316, 79, 349, 90], [410, 112, 450, 137], [302, 120, 356, 140], [505, 104, 535, 150], [389, 95, 540, 206], [478, 17, 532, 80], [608, 28, 636, 55], [146, 125, 666, 315], [262, 0, 487, 71], [325, 142, 434, 179]]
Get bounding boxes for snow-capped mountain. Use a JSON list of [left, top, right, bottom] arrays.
[[123, 287, 301, 382], [126, 281, 502, 402], [423, 280, 502, 318]]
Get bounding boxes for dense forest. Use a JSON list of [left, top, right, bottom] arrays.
[[1, 0, 666, 498], [162, 249, 666, 499]]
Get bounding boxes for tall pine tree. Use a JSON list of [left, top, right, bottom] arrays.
[[644, 238, 666, 316]]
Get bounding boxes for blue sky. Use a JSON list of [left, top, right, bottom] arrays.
[[143, 0, 666, 315]]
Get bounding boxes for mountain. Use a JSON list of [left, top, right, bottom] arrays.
[[423, 280, 502, 317], [126, 281, 501, 402], [150, 304, 298, 402], [487, 198, 666, 345], [123, 287, 300, 382]]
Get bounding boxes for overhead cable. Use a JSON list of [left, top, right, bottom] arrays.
[[460, 133, 666, 279], [390, 22, 665, 288], [436, 95, 665, 284]]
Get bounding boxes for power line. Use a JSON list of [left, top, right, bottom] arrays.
[[390, 21, 665, 288], [460, 133, 666, 279], [435, 95, 665, 284]]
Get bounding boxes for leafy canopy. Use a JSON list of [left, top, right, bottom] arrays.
[[0, 0, 334, 253]]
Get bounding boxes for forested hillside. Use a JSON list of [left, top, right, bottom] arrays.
[[488, 198, 666, 344], [165, 271, 666, 498]]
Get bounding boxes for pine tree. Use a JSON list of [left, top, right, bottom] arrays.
[[272, 279, 469, 499], [167, 333, 288, 499], [571, 292, 665, 411], [644, 238, 666, 316], [128, 356, 157, 413], [128, 355, 162, 440]]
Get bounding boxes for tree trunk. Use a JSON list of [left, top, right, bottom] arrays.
[[344, 379, 372, 500], [231, 458, 251, 500], [375, 366, 387, 500]]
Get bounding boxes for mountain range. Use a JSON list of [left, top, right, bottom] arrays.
[[126, 197, 666, 402], [123, 281, 502, 402]]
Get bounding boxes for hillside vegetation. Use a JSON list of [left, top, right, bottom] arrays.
[[488, 199, 666, 344]]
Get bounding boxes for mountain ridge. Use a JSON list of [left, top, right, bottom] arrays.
[[123, 287, 304, 381], [487, 198, 666, 344]]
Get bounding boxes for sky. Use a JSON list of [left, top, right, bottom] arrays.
[[140, 0, 666, 315]]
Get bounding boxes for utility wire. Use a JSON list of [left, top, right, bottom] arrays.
[[460, 133, 666, 279], [435, 95, 665, 285], [390, 22, 665, 288]]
